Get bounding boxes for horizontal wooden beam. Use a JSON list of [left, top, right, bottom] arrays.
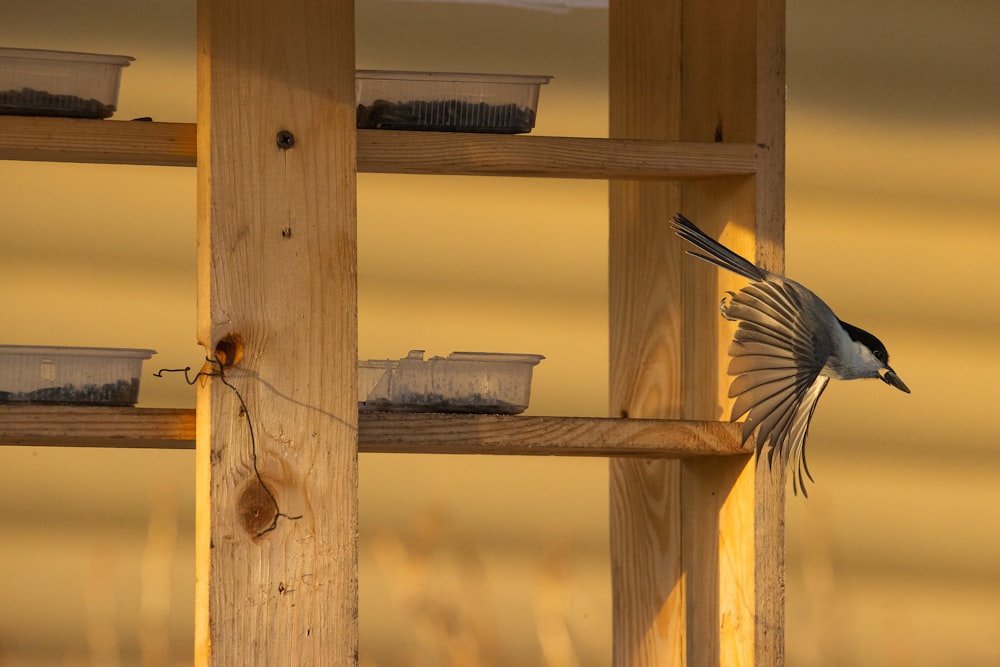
[[0, 117, 757, 178], [0, 406, 747, 457], [358, 412, 745, 456], [357, 131, 757, 179], [0, 116, 196, 167], [0, 406, 196, 448]]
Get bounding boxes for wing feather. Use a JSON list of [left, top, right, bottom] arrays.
[[736, 284, 809, 336], [739, 381, 799, 455], [723, 279, 833, 496], [729, 367, 802, 397], [730, 339, 798, 359], [730, 321, 796, 350], [670, 215, 837, 496], [785, 376, 830, 496]]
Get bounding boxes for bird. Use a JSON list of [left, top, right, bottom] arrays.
[[670, 213, 909, 496]]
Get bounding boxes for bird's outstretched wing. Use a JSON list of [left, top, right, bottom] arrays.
[[724, 279, 833, 496]]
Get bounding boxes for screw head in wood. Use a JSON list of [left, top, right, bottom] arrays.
[[276, 130, 296, 149]]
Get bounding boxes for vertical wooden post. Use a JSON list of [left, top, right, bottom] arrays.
[[195, 1, 358, 665], [751, 0, 788, 661], [608, 0, 685, 663], [609, 0, 785, 664]]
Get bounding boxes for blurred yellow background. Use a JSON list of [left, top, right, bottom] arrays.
[[1, 0, 999, 665]]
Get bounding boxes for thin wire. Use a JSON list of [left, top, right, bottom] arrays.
[[154, 358, 302, 536]]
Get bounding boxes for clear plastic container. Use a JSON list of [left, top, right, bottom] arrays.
[[356, 70, 552, 133], [358, 350, 544, 414], [0, 345, 155, 406], [0, 47, 134, 119]]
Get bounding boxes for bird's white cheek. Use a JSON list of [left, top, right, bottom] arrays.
[[824, 342, 882, 380]]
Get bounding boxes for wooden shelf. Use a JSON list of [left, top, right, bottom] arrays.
[[0, 405, 746, 457], [0, 116, 757, 179], [4, 0, 784, 661], [359, 412, 745, 456], [358, 131, 757, 179], [0, 116, 196, 167], [0, 406, 195, 448]]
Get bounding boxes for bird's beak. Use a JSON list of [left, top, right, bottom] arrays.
[[879, 367, 910, 394]]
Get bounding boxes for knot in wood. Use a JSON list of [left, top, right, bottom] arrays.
[[237, 481, 278, 537], [214, 333, 244, 367]]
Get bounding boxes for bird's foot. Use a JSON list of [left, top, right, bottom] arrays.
[[720, 291, 737, 321]]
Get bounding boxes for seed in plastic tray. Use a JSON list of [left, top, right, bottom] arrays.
[[0, 86, 116, 118], [356, 99, 537, 133]]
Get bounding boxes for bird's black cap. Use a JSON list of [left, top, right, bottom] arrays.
[[839, 319, 889, 364]]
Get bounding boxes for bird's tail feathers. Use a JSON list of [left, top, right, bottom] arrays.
[[670, 214, 767, 282]]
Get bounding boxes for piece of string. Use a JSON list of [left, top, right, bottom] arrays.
[[154, 357, 302, 536]]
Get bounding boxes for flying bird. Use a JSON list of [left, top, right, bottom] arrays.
[[670, 214, 909, 495]]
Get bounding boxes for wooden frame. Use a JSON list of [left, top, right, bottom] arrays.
[[609, 0, 785, 664], [0, 0, 784, 663], [194, 0, 359, 663]]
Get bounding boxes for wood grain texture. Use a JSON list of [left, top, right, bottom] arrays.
[[608, 0, 687, 663], [609, 0, 786, 665], [0, 407, 746, 458], [675, 1, 770, 663], [0, 406, 195, 447], [360, 413, 744, 456], [678, 178, 758, 667], [358, 131, 756, 178], [195, 1, 358, 665], [0, 116, 757, 179], [0, 116, 195, 166], [752, 0, 789, 663]]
